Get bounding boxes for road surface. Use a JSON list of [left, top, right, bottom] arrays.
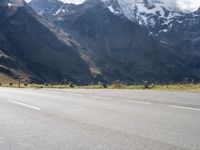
[[0, 87, 200, 150]]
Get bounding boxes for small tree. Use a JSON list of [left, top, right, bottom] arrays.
[[68, 82, 74, 88], [98, 81, 102, 86], [63, 79, 67, 85], [143, 81, 149, 89]]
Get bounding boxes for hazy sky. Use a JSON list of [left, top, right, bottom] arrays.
[[176, 0, 200, 12], [25, 0, 200, 12]]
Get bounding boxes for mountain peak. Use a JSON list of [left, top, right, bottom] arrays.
[[1, 0, 25, 7], [143, 0, 155, 9]]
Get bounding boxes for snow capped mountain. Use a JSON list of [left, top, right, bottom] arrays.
[[101, 0, 200, 37], [102, 0, 138, 21], [102, 0, 182, 24], [29, 0, 200, 32], [29, 0, 200, 38], [28, 0, 200, 82]]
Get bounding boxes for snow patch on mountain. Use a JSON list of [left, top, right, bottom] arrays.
[[102, 0, 137, 21], [53, 7, 66, 16], [101, 0, 191, 34], [2, 0, 24, 7], [28, 0, 200, 36]]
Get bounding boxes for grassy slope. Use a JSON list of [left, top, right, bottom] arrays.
[[0, 73, 18, 84]]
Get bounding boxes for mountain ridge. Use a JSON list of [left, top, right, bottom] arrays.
[[0, 0, 94, 84], [29, 0, 200, 83], [0, 0, 200, 84]]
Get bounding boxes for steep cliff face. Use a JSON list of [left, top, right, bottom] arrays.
[[1, 0, 199, 83], [0, 0, 93, 84], [29, 0, 200, 83]]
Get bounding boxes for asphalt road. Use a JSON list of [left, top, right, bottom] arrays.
[[0, 88, 200, 150]]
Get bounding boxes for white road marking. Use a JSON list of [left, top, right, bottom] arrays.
[[123, 100, 151, 105], [92, 96, 111, 100], [8, 100, 41, 110], [170, 105, 200, 111], [70, 94, 83, 96]]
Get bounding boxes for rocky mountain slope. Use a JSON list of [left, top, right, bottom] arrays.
[[29, 0, 200, 83], [0, 0, 199, 84], [0, 0, 93, 84]]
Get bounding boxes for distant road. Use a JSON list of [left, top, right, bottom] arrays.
[[0, 88, 200, 150]]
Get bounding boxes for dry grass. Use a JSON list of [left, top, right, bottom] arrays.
[[0, 73, 18, 84], [0, 82, 199, 92], [151, 84, 200, 92]]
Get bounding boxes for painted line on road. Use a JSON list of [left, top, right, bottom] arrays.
[[169, 105, 200, 111], [123, 100, 151, 105], [70, 94, 83, 96], [8, 100, 41, 110], [92, 96, 111, 100]]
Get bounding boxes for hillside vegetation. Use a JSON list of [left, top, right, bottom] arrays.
[[0, 82, 199, 92], [0, 73, 18, 84]]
